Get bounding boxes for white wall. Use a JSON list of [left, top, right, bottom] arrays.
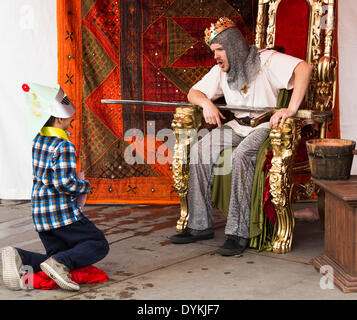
[[0, 0, 57, 199], [339, 0, 357, 175]]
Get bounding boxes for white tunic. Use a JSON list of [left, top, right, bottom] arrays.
[[192, 50, 303, 136]]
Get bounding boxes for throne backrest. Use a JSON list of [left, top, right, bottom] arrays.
[[254, 0, 337, 124]]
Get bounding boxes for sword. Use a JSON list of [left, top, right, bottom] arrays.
[[101, 99, 275, 113], [101, 99, 334, 127]]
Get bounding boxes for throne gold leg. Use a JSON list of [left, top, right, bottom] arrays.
[[269, 118, 301, 253], [171, 106, 202, 232]]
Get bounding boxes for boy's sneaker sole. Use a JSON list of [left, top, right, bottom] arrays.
[[40, 261, 80, 291], [2, 246, 23, 290]]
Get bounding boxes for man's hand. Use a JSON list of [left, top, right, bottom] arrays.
[[202, 101, 226, 128], [270, 61, 313, 128], [269, 108, 295, 128], [187, 88, 226, 128]]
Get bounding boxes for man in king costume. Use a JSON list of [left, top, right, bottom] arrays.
[[170, 17, 312, 256]]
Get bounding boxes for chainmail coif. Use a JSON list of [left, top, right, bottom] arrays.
[[211, 27, 261, 91]]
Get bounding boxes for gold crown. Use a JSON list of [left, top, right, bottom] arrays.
[[204, 17, 236, 46]]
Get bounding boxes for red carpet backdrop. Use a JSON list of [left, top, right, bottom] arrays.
[[57, 0, 257, 204], [57, 0, 339, 204]]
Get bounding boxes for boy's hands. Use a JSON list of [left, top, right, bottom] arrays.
[[76, 172, 87, 209], [76, 172, 85, 180]]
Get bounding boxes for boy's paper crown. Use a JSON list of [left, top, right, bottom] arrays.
[[51, 87, 76, 118], [22, 83, 75, 119], [204, 17, 236, 46], [22, 83, 76, 139]]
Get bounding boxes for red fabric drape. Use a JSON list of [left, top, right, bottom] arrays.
[[24, 266, 109, 290], [57, 0, 256, 204]]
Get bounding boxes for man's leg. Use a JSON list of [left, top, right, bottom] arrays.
[[220, 128, 269, 256], [171, 127, 242, 243], [188, 127, 241, 230]]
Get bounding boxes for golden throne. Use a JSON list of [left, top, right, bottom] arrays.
[[171, 0, 337, 253]]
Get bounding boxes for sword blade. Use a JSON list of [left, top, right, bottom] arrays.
[[101, 99, 275, 113], [101, 99, 192, 107], [217, 105, 274, 112]]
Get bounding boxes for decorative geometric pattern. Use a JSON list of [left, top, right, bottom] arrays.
[[82, 0, 121, 64], [170, 42, 214, 68], [143, 17, 168, 68], [164, 0, 238, 18], [58, 0, 256, 204], [142, 0, 175, 31], [84, 66, 123, 138], [166, 18, 198, 66], [85, 140, 158, 180], [160, 67, 211, 94], [82, 27, 116, 100], [143, 56, 188, 102], [80, 103, 118, 171]]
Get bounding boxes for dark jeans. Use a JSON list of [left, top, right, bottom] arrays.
[[16, 217, 109, 272]]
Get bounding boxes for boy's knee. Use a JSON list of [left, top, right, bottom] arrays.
[[94, 229, 110, 260], [100, 237, 110, 259]]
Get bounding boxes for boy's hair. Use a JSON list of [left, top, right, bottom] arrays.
[[44, 116, 57, 127]]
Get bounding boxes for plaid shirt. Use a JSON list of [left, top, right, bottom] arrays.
[[31, 133, 91, 232]]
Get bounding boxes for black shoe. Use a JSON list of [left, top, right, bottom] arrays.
[[219, 235, 249, 256], [169, 227, 214, 244]]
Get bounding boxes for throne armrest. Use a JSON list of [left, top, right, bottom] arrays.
[[250, 108, 333, 128], [295, 109, 333, 123]]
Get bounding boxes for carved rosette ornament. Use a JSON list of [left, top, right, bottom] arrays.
[[269, 118, 301, 253], [171, 106, 202, 232]]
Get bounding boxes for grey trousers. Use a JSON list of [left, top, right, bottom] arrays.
[[187, 126, 270, 239]]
